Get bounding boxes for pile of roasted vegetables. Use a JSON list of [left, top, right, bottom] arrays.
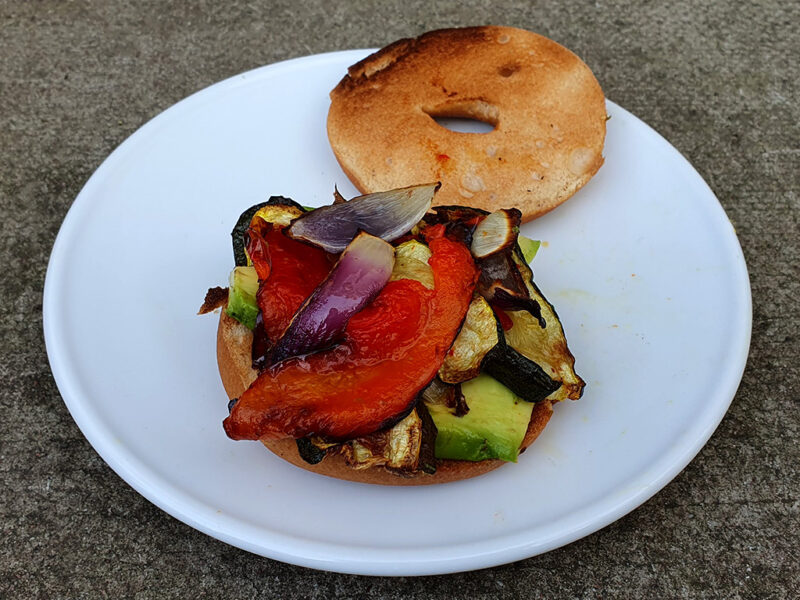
[[206, 183, 584, 476]]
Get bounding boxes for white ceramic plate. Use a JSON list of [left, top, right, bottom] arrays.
[[44, 50, 751, 576]]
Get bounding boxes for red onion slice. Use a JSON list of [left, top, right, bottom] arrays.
[[269, 232, 395, 365], [287, 183, 439, 253]]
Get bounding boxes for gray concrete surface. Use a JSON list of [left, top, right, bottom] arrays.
[[1, 1, 798, 597]]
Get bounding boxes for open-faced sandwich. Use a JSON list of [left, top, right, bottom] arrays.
[[200, 183, 584, 485]]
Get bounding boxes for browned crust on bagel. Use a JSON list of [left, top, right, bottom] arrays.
[[328, 26, 606, 222], [216, 309, 553, 485]]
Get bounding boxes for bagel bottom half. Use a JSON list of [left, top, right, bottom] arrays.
[[217, 309, 553, 485]]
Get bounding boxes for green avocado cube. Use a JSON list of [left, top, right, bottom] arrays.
[[426, 374, 535, 462], [225, 266, 259, 330], [518, 236, 541, 263]]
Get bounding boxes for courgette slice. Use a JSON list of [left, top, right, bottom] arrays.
[[439, 295, 499, 384], [231, 196, 307, 266], [296, 405, 437, 475], [502, 248, 585, 401], [340, 408, 428, 472], [437, 292, 559, 402], [481, 319, 561, 403], [389, 240, 434, 289]]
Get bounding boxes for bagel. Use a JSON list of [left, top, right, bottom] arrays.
[[327, 26, 607, 221], [216, 309, 554, 486]]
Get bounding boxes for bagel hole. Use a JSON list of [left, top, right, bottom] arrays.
[[424, 101, 498, 134], [430, 117, 495, 134]]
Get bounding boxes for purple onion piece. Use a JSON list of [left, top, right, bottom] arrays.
[[287, 183, 439, 253], [269, 232, 395, 365]]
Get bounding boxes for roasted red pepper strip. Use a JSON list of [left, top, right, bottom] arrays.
[[247, 219, 332, 343], [224, 234, 477, 441]]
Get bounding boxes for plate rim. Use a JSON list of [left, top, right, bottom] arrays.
[[43, 49, 752, 576]]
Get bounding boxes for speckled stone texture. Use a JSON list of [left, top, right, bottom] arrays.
[[1, 1, 797, 597]]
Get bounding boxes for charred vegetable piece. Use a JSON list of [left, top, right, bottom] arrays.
[[287, 183, 438, 253], [422, 205, 488, 246], [340, 408, 425, 472], [416, 401, 438, 474], [470, 209, 522, 258], [452, 383, 469, 417], [303, 401, 438, 475], [197, 286, 228, 315], [223, 232, 477, 442], [421, 378, 469, 415], [439, 295, 499, 384], [296, 436, 342, 465], [421, 377, 456, 407], [436, 288, 558, 401], [231, 197, 305, 266], [251, 204, 304, 228], [481, 321, 561, 403], [332, 186, 347, 205], [425, 203, 545, 328], [270, 232, 395, 366], [503, 250, 586, 401], [426, 374, 534, 462], [296, 437, 327, 465], [476, 251, 545, 328], [246, 219, 332, 345], [491, 288, 546, 329]]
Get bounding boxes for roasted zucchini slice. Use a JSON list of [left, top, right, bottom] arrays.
[[339, 407, 436, 473], [439, 295, 499, 384], [389, 239, 434, 289], [502, 249, 585, 401], [231, 197, 306, 266]]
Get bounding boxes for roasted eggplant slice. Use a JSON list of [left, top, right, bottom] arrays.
[[502, 249, 586, 401], [439, 295, 499, 384], [490, 288, 545, 329]]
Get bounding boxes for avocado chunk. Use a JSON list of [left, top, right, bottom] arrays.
[[225, 266, 259, 329], [425, 374, 534, 463], [518, 235, 540, 263]]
